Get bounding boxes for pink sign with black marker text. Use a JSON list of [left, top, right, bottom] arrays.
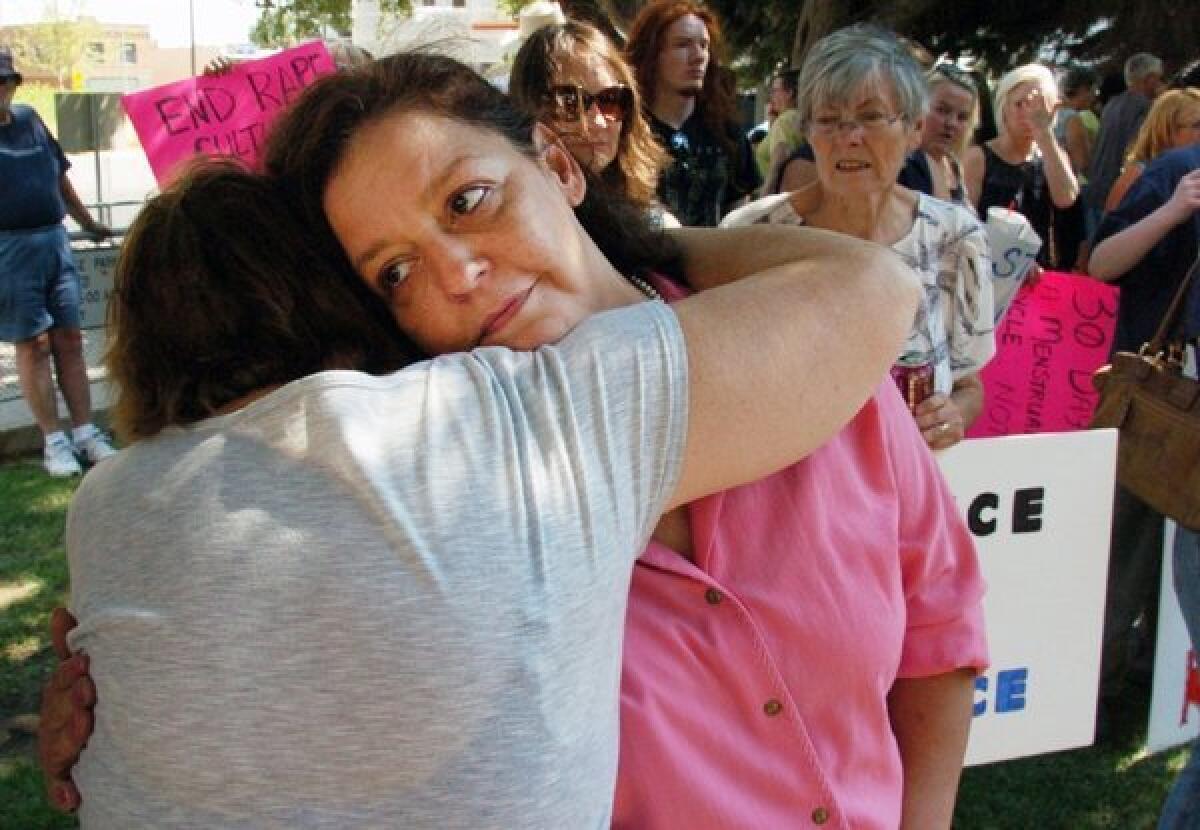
[[967, 271, 1120, 438], [121, 41, 334, 183]]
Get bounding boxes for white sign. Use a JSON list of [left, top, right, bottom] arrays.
[[73, 245, 121, 330], [1147, 522, 1200, 752], [1148, 349, 1200, 753], [935, 429, 1117, 766]]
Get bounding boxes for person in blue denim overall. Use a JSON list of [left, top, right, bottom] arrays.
[[0, 47, 116, 475]]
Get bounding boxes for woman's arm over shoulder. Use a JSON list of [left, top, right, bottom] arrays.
[[667, 212, 806, 290], [890, 669, 977, 830], [667, 232, 919, 509]]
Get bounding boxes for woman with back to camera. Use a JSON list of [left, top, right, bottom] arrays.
[[723, 24, 996, 452], [964, 63, 1079, 269], [509, 18, 679, 227], [42, 53, 984, 829], [41, 52, 924, 828]]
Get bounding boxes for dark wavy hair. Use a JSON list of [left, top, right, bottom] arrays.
[[263, 51, 679, 295], [510, 21, 667, 207], [625, 0, 739, 158], [106, 159, 416, 441]]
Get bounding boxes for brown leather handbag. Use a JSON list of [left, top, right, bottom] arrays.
[[1090, 254, 1200, 530]]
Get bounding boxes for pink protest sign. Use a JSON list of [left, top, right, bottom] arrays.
[[121, 41, 334, 183], [967, 271, 1120, 438]]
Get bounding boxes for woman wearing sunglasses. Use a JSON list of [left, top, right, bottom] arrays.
[[510, 20, 680, 228]]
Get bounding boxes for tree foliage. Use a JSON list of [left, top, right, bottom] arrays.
[[708, 0, 1199, 77], [2, 18, 100, 88], [251, 0, 411, 47], [507, 0, 1198, 80]]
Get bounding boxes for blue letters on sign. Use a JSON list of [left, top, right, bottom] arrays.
[[974, 667, 1029, 716]]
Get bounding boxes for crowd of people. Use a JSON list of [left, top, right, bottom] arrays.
[[8, 0, 1200, 826]]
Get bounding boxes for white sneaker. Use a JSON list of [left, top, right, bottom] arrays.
[[44, 435, 83, 477], [76, 430, 118, 464]]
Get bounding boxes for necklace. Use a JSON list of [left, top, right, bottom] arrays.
[[626, 273, 663, 302]]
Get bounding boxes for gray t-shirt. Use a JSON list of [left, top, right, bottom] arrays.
[[1087, 90, 1151, 212], [68, 302, 687, 829]]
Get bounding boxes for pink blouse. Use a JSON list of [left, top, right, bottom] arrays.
[[613, 279, 989, 828]]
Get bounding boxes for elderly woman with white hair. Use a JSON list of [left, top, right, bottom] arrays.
[[724, 24, 995, 450], [964, 63, 1080, 267]]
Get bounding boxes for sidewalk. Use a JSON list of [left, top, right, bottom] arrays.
[[0, 329, 112, 460]]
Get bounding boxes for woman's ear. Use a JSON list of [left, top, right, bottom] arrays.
[[533, 122, 587, 208]]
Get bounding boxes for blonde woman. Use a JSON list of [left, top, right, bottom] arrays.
[[1104, 87, 1200, 212], [964, 63, 1079, 267], [918, 64, 979, 206]]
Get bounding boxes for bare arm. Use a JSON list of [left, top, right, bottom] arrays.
[[1032, 130, 1079, 210], [1104, 164, 1141, 214], [59, 175, 111, 239], [889, 669, 976, 830], [963, 146, 986, 214], [1090, 170, 1200, 282], [761, 138, 793, 196], [667, 229, 918, 509], [667, 224, 860, 291]]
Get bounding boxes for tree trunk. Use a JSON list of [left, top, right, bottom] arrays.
[[790, 0, 841, 69]]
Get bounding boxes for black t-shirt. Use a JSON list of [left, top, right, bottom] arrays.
[[977, 144, 1054, 266], [650, 112, 761, 227], [1093, 144, 1200, 352]]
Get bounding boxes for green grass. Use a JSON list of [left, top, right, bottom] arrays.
[[0, 459, 1190, 827], [1, 459, 80, 829]]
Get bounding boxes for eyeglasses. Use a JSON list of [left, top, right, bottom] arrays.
[[809, 111, 903, 136], [543, 84, 633, 123]]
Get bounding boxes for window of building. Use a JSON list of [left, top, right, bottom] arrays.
[[453, 0, 465, 6], [121, 42, 137, 64], [85, 41, 105, 61]]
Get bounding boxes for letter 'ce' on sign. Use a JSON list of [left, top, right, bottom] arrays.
[[122, 41, 335, 183], [967, 271, 1119, 439]]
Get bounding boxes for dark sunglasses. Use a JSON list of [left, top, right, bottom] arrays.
[[543, 84, 633, 122]]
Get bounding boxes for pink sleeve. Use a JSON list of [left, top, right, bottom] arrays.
[[879, 382, 990, 677]]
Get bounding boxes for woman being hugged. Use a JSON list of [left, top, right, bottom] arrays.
[[964, 63, 1080, 268], [724, 24, 996, 450], [40, 52, 986, 830], [510, 20, 679, 227], [40, 52, 926, 828]]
